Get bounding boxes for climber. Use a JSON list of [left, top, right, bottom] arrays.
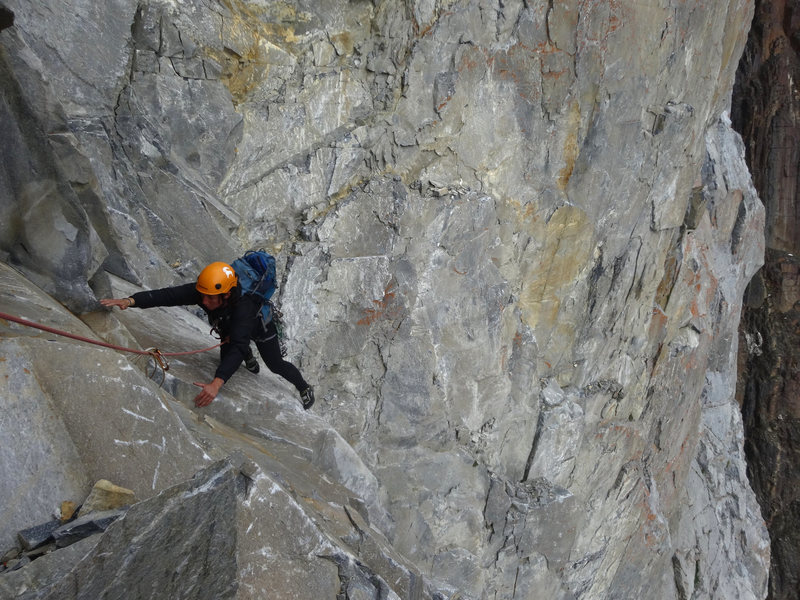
[[100, 261, 314, 410]]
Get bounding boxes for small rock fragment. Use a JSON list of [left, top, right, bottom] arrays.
[[60, 501, 77, 522], [17, 520, 61, 551], [78, 479, 136, 517], [52, 509, 124, 548]]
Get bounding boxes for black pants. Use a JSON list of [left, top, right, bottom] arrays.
[[222, 320, 308, 392]]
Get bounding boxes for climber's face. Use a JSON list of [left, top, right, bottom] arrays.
[[201, 292, 229, 311]]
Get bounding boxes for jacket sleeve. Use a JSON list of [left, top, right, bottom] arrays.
[[213, 295, 261, 382], [130, 283, 200, 309]]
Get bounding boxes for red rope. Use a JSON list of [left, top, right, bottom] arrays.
[[0, 310, 221, 357]]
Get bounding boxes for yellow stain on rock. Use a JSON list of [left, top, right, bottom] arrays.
[[519, 204, 593, 337], [557, 100, 581, 191], [330, 31, 354, 56], [211, 0, 307, 104]]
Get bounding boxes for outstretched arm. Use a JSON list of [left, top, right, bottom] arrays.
[[100, 283, 200, 311]]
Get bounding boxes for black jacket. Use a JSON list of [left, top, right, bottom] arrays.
[[131, 283, 264, 382]]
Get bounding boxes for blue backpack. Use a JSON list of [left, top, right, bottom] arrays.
[[231, 250, 277, 324]]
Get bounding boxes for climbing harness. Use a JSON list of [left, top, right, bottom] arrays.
[[0, 310, 221, 383]]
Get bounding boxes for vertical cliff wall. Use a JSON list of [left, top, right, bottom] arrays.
[[733, 0, 800, 598], [0, 1, 770, 598]]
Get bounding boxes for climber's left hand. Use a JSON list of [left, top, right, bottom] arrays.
[[193, 378, 223, 407]]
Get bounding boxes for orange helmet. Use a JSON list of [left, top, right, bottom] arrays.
[[196, 262, 237, 295]]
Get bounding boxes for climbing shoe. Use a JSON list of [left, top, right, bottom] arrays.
[[244, 354, 260, 374], [300, 386, 315, 410]]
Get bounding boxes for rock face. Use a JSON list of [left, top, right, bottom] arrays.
[[1, 461, 241, 600], [733, 1, 800, 598], [0, 1, 770, 599]]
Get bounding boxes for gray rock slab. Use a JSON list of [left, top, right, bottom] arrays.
[[37, 461, 238, 600], [5, 336, 214, 499], [1, 0, 137, 116], [52, 510, 124, 549], [17, 521, 61, 552], [0, 537, 99, 600], [178, 416, 427, 599], [0, 337, 90, 552]]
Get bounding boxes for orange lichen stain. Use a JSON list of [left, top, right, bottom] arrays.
[[635, 496, 668, 549], [413, 10, 452, 38], [415, 21, 436, 37], [357, 284, 401, 326], [649, 305, 668, 334], [644, 531, 659, 548], [578, 0, 626, 51], [607, 0, 624, 35], [689, 298, 701, 319], [542, 68, 570, 81], [681, 349, 702, 372], [608, 15, 622, 35], [521, 202, 538, 222], [489, 44, 542, 104], [457, 45, 487, 72], [533, 40, 559, 56]]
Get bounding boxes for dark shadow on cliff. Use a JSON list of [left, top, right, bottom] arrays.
[[732, 1, 800, 598]]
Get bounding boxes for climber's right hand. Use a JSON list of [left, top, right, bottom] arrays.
[[100, 297, 135, 310]]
